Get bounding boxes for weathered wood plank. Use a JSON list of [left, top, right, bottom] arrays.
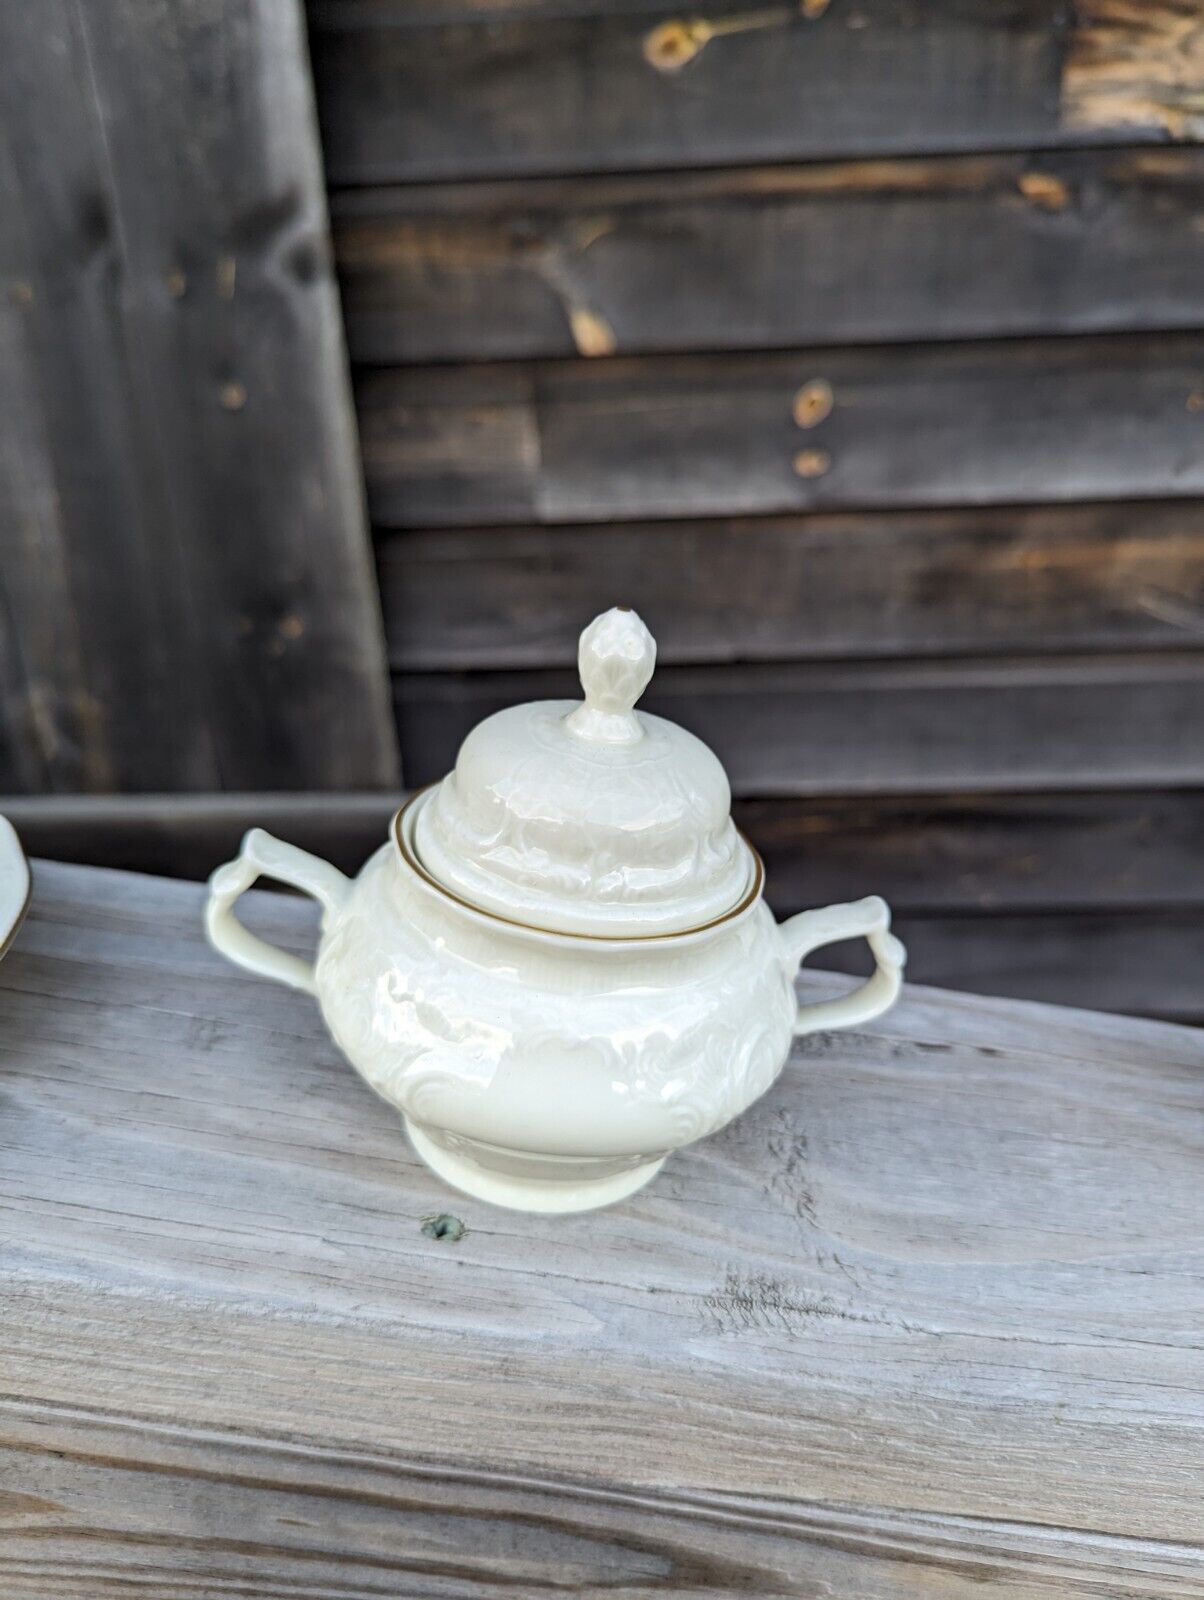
[[0, 792, 401, 885], [1064, 0, 1204, 142], [306, 0, 1199, 185], [377, 501, 1204, 669], [4, 798, 1203, 1019], [0, 11, 203, 793], [828, 908, 1204, 1022], [2, 1400, 1203, 1600], [738, 789, 1204, 917], [5, 787, 1203, 917], [0, 858, 1201, 1596], [0, 0, 398, 793], [357, 335, 1204, 527], [334, 149, 1204, 363], [394, 653, 1204, 793]]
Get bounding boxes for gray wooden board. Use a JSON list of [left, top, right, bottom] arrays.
[[0, 0, 398, 793], [333, 148, 1204, 364], [393, 653, 1204, 794], [306, 0, 1198, 185], [377, 500, 1204, 669], [0, 792, 408, 888], [356, 334, 1204, 527], [0, 858, 1201, 1595]]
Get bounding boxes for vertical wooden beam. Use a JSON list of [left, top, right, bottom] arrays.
[[0, 0, 399, 793]]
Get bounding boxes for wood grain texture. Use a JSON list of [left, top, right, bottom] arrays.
[[736, 789, 1204, 916], [825, 908, 1204, 1022], [305, 0, 1198, 185], [0, 792, 404, 885], [1064, 0, 1204, 140], [394, 653, 1204, 793], [0, 0, 398, 794], [377, 500, 1204, 669], [333, 148, 1204, 363], [357, 334, 1204, 527], [4, 784, 1202, 913], [0, 858, 1201, 1596]]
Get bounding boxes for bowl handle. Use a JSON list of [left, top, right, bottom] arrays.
[[778, 895, 906, 1036], [205, 829, 350, 995]]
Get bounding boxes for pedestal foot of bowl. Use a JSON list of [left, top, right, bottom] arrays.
[[404, 1119, 668, 1214]]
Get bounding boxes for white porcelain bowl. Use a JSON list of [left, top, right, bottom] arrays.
[[206, 609, 906, 1212], [206, 789, 905, 1213], [0, 816, 30, 964]]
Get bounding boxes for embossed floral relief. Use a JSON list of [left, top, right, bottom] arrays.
[[314, 859, 795, 1152]]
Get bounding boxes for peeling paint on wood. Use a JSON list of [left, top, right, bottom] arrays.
[[1064, 0, 1204, 139]]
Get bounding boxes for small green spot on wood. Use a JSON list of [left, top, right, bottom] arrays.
[[422, 1213, 466, 1243]]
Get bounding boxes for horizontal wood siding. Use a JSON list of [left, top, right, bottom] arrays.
[[302, 0, 1204, 1021], [5, 787, 1201, 914], [358, 334, 1204, 527], [393, 654, 1204, 794], [738, 790, 1204, 916], [825, 908, 1204, 1022], [378, 500, 1204, 668], [306, 0, 1202, 185], [334, 149, 1204, 364]]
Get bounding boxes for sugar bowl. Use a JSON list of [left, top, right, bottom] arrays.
[[206, 608, 905, 1212]]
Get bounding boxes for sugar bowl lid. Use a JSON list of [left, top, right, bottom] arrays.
[[409, 608, 755, 937]]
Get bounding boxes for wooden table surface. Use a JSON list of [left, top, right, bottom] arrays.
[[1, 858, 1201, 1598]]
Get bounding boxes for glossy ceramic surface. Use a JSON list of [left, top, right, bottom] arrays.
[[204, 608, 907, 1212], [414, 608, 748, 937], [206, 793, 905, 1211], [0, 816, 31, 963]]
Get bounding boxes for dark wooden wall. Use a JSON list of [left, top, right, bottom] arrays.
[[302, 0, 1204, 1021], [0, 0, 399, 795], [2, 0, 1203, 1022]]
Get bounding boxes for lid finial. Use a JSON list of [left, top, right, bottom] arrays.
[[566, 607, 656, 745]]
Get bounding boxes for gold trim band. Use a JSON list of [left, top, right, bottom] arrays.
[[391, 788, 764, 944]]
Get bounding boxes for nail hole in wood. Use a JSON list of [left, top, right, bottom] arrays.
[[1017, 171, 1069, 210], [793, 379, 834, 429], [794, 448, 832, 478], [569, 306, 616, 357], [643, 19, 709, 71], [422, 1213, 466, 1242]]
